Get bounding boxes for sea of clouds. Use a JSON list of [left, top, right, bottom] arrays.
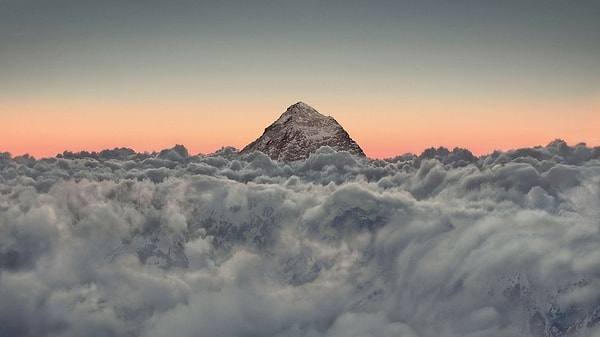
[[1, 140, 599, 337]]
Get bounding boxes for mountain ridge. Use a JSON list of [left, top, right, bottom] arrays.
[[241, 101, 365, 161]]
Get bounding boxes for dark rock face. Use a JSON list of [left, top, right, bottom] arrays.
[[241, 102, 365, 161]]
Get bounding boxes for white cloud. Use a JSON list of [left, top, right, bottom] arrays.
[[0, 141, 599, 336]]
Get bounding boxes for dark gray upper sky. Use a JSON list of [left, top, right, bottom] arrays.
[[2, 0, 598, 98]]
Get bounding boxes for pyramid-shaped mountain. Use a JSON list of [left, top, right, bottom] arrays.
[[241, 102, 365, 162]]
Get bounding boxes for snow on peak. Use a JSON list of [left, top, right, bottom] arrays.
[[290, 101, 313, 110], [241, 102, 366, 161], [275, 102, 325, 125]]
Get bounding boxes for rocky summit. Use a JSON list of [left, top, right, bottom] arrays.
[[241, 101, 365, 161]]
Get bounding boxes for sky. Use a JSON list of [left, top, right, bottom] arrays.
[[1, 0, 599, 158]]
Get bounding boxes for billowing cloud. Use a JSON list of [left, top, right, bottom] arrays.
[[0, 140, 599, 337]]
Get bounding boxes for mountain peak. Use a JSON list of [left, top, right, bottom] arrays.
[[241, 102, 365, 161], [290, 101, 312, 109], [285, 101, 320, 115], [275, 101, 330, 126]]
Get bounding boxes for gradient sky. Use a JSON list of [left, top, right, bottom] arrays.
[[1, 0, 599, 158]]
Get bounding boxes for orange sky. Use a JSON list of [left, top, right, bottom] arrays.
[[2, 1, 599, 159], [2, 96, 598, 159]]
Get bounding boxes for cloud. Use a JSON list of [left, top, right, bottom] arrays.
[[0, 140, 599, 336]]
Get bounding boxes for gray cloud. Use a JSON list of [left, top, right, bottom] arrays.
[[0, 140, 599, 336]]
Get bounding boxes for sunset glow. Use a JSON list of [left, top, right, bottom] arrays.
[[1, 1, 599, 158], [3, 96, 598, 158]]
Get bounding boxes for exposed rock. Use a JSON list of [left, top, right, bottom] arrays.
[[241, 101, 365, 161]]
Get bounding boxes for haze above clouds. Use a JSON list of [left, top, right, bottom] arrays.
[[1, 141, 599, 336]]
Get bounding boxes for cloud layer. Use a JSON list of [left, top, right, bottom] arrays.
[[1, 140, 599, 337]]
